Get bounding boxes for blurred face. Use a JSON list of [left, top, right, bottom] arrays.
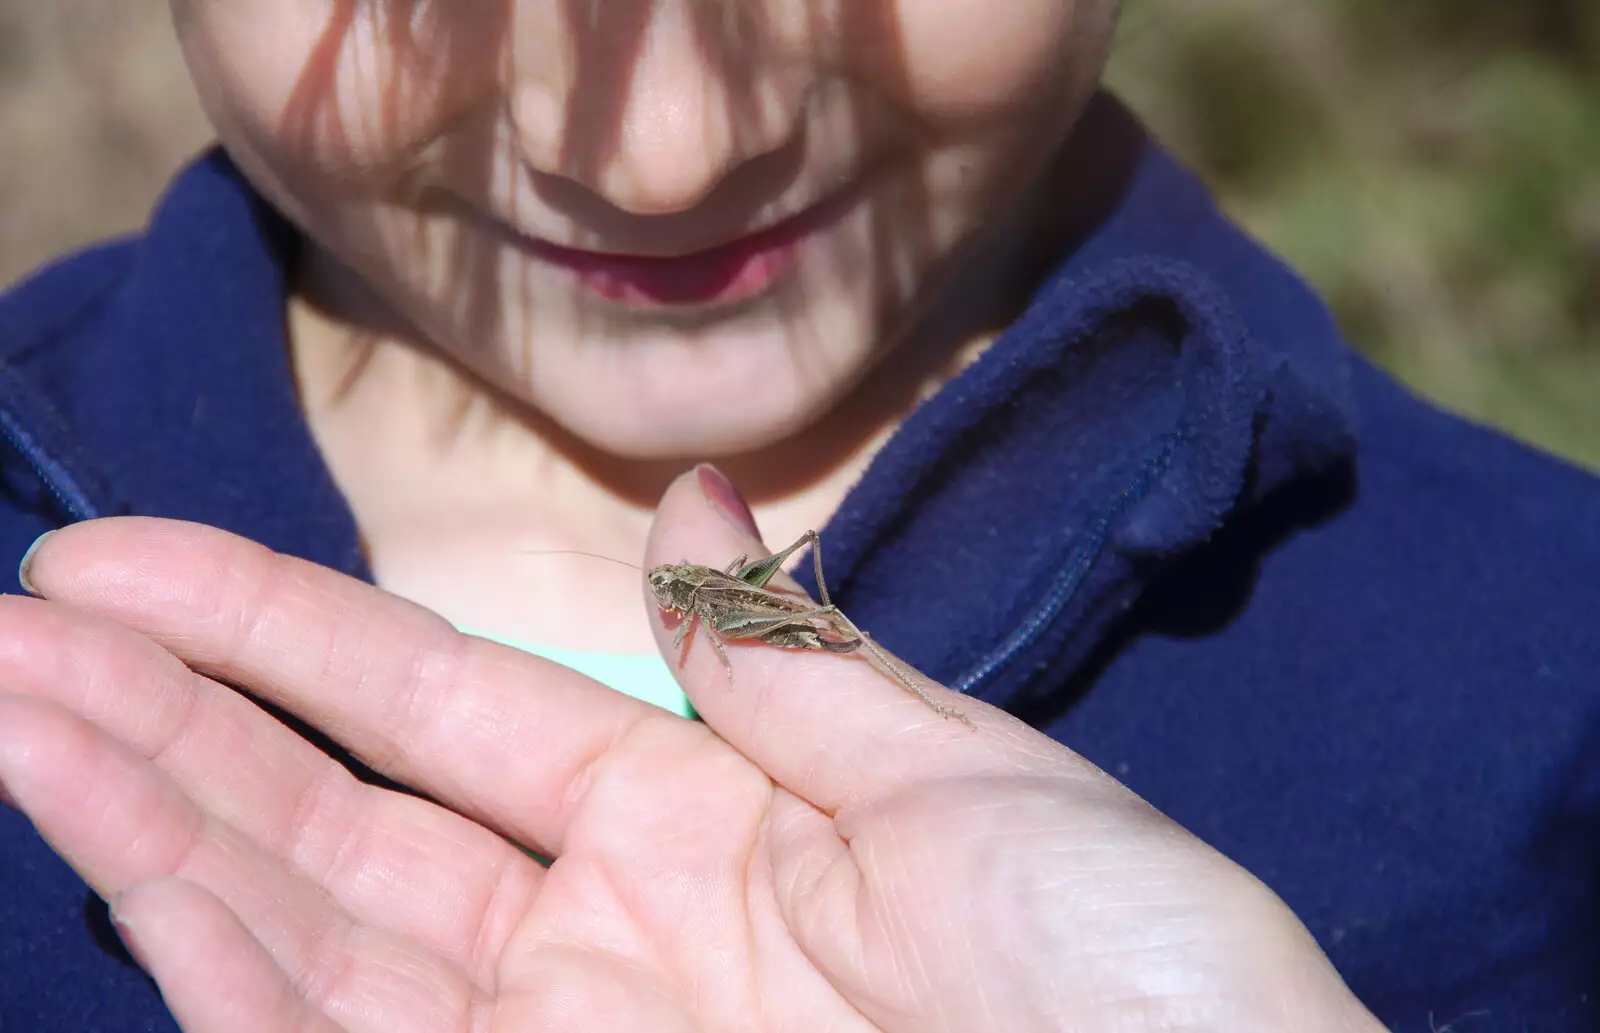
[[171, 1, 1118, 458]]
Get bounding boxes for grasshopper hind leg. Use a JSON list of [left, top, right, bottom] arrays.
[[717, 600, 972, 726], [846, 624, 972, 727]]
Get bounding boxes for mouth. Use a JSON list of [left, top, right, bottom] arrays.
[[536, 233, 798, 307], [496, 190, 855, 309]]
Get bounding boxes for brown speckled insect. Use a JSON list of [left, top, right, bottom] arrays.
[[648, 530, 970, 724]]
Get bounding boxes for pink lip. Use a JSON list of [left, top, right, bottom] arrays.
[[522, 207, 819, 307]]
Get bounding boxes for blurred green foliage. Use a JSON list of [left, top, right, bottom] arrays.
[[1106, 0, 1600, 469]]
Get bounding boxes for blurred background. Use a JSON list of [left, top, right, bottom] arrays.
[[2, 1, 1597, 468]]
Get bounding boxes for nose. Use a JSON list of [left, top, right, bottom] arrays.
[[510, 3, 804, 215]]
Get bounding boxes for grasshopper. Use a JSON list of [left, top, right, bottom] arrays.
[[648, 531, 970, 724]]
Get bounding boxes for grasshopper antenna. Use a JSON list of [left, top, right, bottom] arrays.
[[514, 548, 644, 573]]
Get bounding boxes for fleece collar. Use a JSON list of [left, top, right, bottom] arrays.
[[786, 95, 1357, 707]]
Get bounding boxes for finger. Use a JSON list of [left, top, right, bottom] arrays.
[[645, 467, 1041, 813], [113, 879, 349, 1033], [0, 696, 493, 1033], [0, 594, 538, 978], [19, 517, 696, 856]]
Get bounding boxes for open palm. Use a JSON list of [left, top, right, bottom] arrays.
[[0, 472, 1376, 1033]]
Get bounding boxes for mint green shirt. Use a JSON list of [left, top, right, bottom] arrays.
[[458, 627, 696, 719]]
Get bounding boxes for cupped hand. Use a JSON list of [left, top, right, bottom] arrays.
[[0, 469, 1382, 1033]]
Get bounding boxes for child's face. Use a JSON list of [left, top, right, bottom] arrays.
[[173, 1, 1117, 458]]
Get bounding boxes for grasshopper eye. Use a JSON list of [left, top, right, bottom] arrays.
[[647, 568, 676, 599]]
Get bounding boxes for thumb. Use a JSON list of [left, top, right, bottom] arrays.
[[645, 465, 988, 812]]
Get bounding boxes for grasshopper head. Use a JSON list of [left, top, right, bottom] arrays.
[[648, 562, 694, 613]]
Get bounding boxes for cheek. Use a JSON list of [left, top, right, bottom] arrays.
[[173, 1, 504, 186], [878, 0, 1111, 125]]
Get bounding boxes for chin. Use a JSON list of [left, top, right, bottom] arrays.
[[515, 303, 878, 461], [547, 384, 837, 461]]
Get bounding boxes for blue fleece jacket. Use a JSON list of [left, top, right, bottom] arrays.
[[1, 95, 1597, 1033]]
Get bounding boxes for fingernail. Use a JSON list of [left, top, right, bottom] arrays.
[[696, 464, 759, 537], [17, 530, 53, 596], [110, 912, 151, 973]]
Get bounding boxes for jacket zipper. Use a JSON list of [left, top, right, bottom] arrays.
[[955, 429, 1181, 696], [0, 405, 101, 523]]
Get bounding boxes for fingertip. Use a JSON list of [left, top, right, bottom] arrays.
[[17, 529, 53, 595], [113, 879, 341, 1033], [652, 466, 768, 555], [695, 463, 761, 538], [11, 516, 257, 614], [0, 694, 77, 811], [108, 894, 155, 974], [108, 878, 208, 964]]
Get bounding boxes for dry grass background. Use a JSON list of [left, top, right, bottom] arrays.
[[2, 3, 1597, 469], [0, 2, 209, 284]]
